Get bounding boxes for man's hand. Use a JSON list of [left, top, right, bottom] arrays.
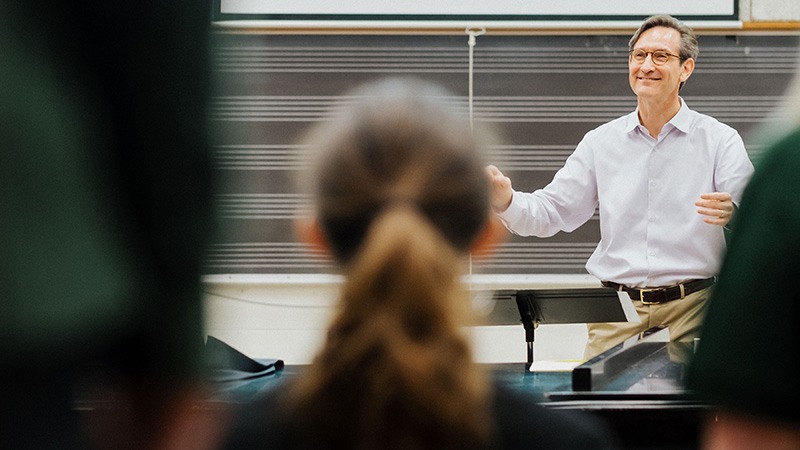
[[695, 192, 735, 227], [486, 165, 514, 213]]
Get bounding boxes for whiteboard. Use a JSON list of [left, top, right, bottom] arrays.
[[217, 0, 737, 20]]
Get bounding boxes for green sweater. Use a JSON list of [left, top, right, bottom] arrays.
[[688, 127, 800, 423]]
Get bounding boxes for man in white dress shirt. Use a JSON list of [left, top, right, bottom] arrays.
[[487, 15, 754, 358]]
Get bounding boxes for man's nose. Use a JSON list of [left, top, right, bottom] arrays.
[[639, 54, 657, 70]]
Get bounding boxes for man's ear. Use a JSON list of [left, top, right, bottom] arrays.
[[470, 215, 508, 255], [294, 216, 331, 257], [680, 58, 695, 83]]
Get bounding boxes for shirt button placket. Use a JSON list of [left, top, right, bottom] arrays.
[[646, 144, 659, 274]]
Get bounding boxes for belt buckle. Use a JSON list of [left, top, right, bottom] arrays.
[[639, 288, 666, 305]]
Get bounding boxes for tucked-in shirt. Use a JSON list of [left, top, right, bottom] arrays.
[[497, 99, 754, 288]]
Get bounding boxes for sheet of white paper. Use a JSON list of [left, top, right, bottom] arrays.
[[617, 291, 641, 323], [528, 360, 585, 372]]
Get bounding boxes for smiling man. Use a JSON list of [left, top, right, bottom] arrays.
[[486, 15, 754, 358]]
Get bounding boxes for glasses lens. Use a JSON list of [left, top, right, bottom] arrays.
[[631, 50, 647, 62], [652, 51, 670, 65]]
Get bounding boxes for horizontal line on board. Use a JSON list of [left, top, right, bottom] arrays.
[[206, 249, 597, 257], [214, 43, 795, 50], [213, 50, 797, 57], [210, 117, 774, 123], [213, 213, 598, 220], [205, 247, 599, 258], [214, 68, 797, 75], [213, 61, 795, 67], [214, 54, 796, 60], [211, 94, 779, 100]]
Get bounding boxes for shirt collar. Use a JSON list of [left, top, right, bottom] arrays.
[[623, 109, 641, 134], [625, 97, 692, 135], [669, 97, 692, 133]]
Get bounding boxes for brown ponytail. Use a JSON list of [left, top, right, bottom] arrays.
[[289, 205, 491, 450]]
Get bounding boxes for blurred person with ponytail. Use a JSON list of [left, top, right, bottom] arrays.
[[219, 78, 618, 450]]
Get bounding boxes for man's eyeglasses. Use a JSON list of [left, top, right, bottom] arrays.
[[629, 49, 681, 65]]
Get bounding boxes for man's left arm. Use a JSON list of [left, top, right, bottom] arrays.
[[694, 130, 754, 227]]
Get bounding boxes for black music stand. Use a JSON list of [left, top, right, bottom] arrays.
[[478, 288, 638, 367]]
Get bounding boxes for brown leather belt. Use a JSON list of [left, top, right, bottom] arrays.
[[601, 277, 715, 305]]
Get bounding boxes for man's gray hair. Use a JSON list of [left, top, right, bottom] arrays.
[[629, 14, 699, 62]]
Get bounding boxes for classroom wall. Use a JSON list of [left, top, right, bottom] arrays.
[[204, 275, 599, 364], [741, 0, 800, 21], [202, 2, 800, 365]]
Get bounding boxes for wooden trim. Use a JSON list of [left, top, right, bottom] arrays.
[[742, 21, 800, 31]]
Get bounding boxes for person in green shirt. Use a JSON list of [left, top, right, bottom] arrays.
[[688, 76, 800, 448], [0, 3, 215, 449]]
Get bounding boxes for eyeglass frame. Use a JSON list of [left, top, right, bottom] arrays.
[[628, 48, 684, 66]]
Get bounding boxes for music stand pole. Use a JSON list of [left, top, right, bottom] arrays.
[[515, 294, 536, 368]]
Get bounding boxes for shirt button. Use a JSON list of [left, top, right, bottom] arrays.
[[649, 216, 656, 222], [650, 180, 657, 187], [649, 250, 656, 256]]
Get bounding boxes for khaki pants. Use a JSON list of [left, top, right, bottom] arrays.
[[583, 286, 713, 360]]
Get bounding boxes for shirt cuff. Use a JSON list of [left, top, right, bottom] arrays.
[[495, 190, 522, 231]]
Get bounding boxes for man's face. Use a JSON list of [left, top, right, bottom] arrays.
[[628, 26, 694, 101]]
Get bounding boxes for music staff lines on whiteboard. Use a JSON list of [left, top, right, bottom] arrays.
[[209, 96, 779, 123]]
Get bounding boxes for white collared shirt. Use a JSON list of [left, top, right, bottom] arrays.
[[497, 99, 754, 288]]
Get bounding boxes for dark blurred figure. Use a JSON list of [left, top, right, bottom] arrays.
[[219, 78, 619, 450], [0, 2, 216, 449], [687, 73, 800, 448]]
